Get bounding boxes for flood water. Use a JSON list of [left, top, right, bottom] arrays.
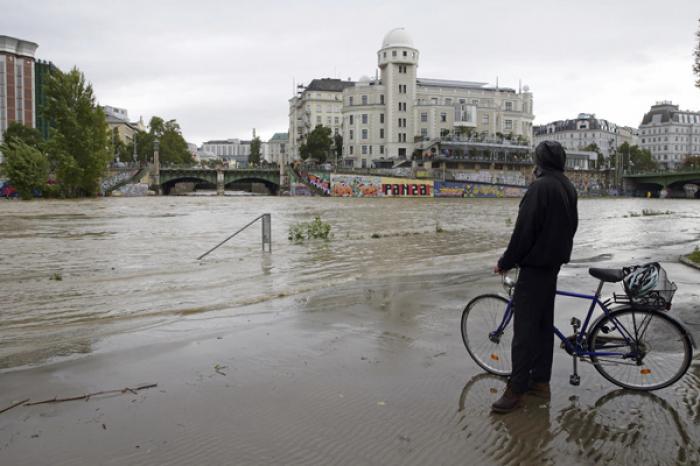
[[1, 196, 700, 465], [1, 197, 699, 370]]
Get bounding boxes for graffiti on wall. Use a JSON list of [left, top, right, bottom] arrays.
[[380, 177, 433, 197], [331, 174, 383, 197], [0, 180, 17, 198], [434, 181, 526, 198], [304, 171, 331, 195]]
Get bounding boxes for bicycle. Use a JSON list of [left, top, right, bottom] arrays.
[[461, 266, 695, 390]]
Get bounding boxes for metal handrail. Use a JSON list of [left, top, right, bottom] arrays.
[[198, 213, 271, 260]]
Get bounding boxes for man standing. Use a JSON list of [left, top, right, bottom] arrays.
[[491, 140, 578, 413]]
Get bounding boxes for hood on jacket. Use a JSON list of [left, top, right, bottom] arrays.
[[534, 141, 566, 172]]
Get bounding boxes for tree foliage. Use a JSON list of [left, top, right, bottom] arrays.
[[249, 136, 261, 166], [43, 67, 111, 197], [582, 143, 605, 169], [614, 142, 657, 172], [0, 139, 49, 199], [132, 117, 193, 166], [299, 125, 333, 163], [683, 155, 700, 168], [3, 122, 43, 149], [333, 133, 343, 161]]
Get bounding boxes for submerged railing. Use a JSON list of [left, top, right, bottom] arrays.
[[197, 213, 271, 260]]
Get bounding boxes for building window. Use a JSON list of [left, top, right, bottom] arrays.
[[421, 112, 428, 122], [440, 113, 447, 123], [327, 117, 331, 125], [445, 98, 452, 105], [380, 128, 384, 138], [362, 145, 368, 155], [334, 117, 339, 124], [399, 84, 406, 94], [505, 120, 513, 130], [398, 118, 402, 128], [392, 50, 397, 57], [403, 50, 407, 57], [421, 128, 428, 138], [505, 101, 513, 111], [362, 95, 368, 105], [398, 65, 407, 73], [349, 115, 354, 125], [350, 146, 354, 155], [380, 113, 384, 123], [380, 145, 384, 154], [361, 114, 368, 124], [362, 129, 368, 139], [349, 129, 354, 140], [369, 145, 373, 155], [482, 114, 489, 124]]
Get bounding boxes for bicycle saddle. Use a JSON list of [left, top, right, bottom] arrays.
[[588, 268, 624, 283]]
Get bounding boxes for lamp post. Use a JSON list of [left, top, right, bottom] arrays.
[[153, 139, 160, 194]]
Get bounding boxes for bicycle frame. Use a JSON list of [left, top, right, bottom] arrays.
[[490, 288, 642, 360]]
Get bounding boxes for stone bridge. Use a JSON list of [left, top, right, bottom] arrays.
[[624, 170, 700, 198], [157, 168, 281, 195]]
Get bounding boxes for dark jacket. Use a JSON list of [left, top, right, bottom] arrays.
[[498, 149, 578, 271]]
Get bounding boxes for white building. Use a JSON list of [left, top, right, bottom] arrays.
[[201, 138, 251, 167], [638, 102, 700, 169], [340, 28, 534, 168], [267, 132, 288, 165], [533, 113, 637, 161], [288, 78, 352, 161]]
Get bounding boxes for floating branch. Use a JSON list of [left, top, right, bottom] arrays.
[[23, 383, 158, 407], [0, 398, 30, 415]]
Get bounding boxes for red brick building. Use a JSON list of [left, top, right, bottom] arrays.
[[0, 35, 39, 145]]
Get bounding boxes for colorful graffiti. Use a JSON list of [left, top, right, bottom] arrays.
[[331, 174, 383, 197], [380, 177, 433, 197], [290, 183, 313, 196], [303, 171, 331, 195], [434, 181, 526, 198]]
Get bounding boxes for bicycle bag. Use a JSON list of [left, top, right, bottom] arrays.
[[621, 262, 677, 310]]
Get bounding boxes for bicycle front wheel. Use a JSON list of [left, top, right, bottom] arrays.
[[461, 294, 512, 376], [588, 309, 693, 391]]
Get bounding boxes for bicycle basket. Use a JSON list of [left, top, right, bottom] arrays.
[[621, 262, 677, 309]]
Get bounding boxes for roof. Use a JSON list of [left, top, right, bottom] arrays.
[[417, 78, 490, 90], [382, 28, 414, 49], [0, 35, 38, 58], [305, 78, 355, 92], [269, 132, 288, 142]]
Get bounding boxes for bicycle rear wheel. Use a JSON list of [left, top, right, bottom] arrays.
[[461, 294, 512, 376], [588, 309, 693, 391]]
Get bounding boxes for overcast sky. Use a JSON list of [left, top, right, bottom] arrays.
[[2, 0, 699, 144]]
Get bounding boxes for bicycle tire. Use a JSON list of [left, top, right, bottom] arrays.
[[588, 308, 693, 391], [461, 294, 512, 376]]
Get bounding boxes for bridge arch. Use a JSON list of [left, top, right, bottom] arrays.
[[224, 177, 280, 195], [161, 176, 217, 195]]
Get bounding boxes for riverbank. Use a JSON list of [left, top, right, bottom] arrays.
[[1, 197, 699, 464]]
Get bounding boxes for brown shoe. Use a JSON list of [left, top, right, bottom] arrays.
[[527, 382, 551, 400], [491, 386, 523, 414]]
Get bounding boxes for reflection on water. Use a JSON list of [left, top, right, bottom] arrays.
[[458, 373, 700, 465], [1, 196, 699, 369]]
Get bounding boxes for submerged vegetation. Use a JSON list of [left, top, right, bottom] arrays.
[[688, 247, 700, 264], [288, 216, 332, 242]]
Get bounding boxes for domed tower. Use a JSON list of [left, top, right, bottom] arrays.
[[378, 28, 419, 160]]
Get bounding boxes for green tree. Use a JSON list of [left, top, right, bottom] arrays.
[[694, 18, 700, 89], [333, 133, 343, 161], [299, 125, 332, 163], [616, 142, 657, 172], [2, 122, 43, 149], [0, 139, 49, 199], [43, 67, 111, 197], [249, 136, 261, 166], [582, 143, 605, 169], [684, 155, 700, 168], [131, 118, 192, 166]]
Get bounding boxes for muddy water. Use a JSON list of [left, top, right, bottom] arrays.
[[1, 196, 700, 464], [0, 197, 698, 369]]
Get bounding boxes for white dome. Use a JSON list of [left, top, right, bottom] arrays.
[[358, 75, 371, 83], [381, 28, 414, 49]]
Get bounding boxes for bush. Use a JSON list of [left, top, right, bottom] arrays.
[[689, 247, 700, 264], [0, 139, 49, 199], [288, 216, 332, 242]]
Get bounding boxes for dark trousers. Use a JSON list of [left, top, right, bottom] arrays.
[[510, 266, 560, 394]]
